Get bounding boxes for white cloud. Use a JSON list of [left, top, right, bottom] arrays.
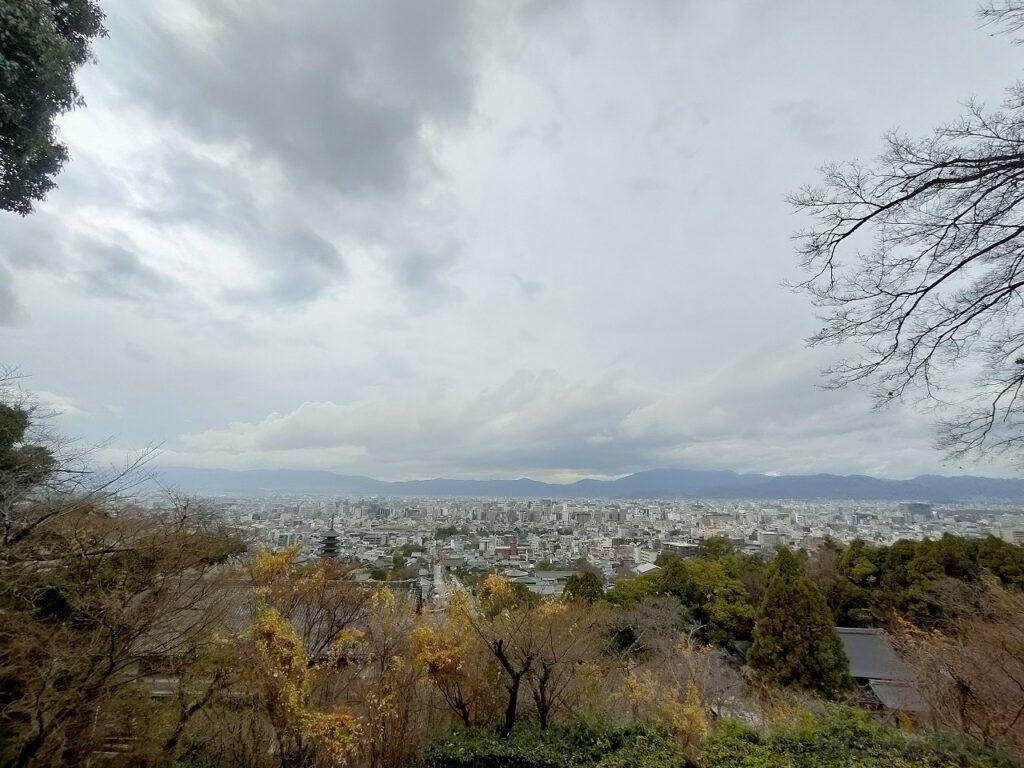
[[34, 391, 85, 417], [164, 349, 976, 480]]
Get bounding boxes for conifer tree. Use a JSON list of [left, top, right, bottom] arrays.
[[748, 548, 852, 698], [562, 570, 604, 604]]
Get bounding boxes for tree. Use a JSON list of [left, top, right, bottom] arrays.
[[747, 548, 852, 698], [561, 570, 603, 604], [0, 377, 247, 767], [616, 630, 721, 760], [658, 556, 757, 646], [526, 601, 607, 730], [0, 504, 244, 767], [412, 618, 500, 728], [901, 582, 1024, 758], [0, 0, 106, 214], [454, 575, 542, 736], [695, 536, 736, 559], [241, 606, 361, 768], [792, 2, 1024, 462]]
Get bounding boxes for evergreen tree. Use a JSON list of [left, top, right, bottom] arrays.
[[1, 0, 106, 213], [748, 548, 852, 698], [562, 570, 603, 603]]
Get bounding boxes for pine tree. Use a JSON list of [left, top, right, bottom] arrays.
[[561, 570, 604, 603], [747, 548, 852, 698]]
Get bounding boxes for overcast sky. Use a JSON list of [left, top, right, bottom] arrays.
[[2, 0, 1022, 481]]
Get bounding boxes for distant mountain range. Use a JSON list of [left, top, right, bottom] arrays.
[[145, 466, 1024, 502]]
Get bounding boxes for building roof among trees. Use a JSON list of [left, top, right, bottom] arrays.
[[837, 627, 915, 682]]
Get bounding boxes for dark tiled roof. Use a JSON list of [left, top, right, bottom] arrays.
[[868, 679, 927, 713], [837, 627, 915, 682]]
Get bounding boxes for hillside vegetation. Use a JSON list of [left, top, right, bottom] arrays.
[[1, 398, 1023, 768]]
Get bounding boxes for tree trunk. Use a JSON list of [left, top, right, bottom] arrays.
[[532, 663, 553, 730], [501, 676, 521, 737]]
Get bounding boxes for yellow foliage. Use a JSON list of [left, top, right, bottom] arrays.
[[249, 606, 309, 706], [301, 709, 362, 765], [896, 710, 916, 732], [371, 586, 396, 611], [247, 606, 363, 763], [662, 680, 709, 748], [329, 627, 365, 655], [538, 600, 568, 618], [411, 623, 468, 679], [618, 633, 712, 752], [249, 546, 300, 585], [617, 669, 660, 718], [480, 573, 511, 600]]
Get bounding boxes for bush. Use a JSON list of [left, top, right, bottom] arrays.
[[702, 707, 1018, 768], [419, 722, 690, 768]]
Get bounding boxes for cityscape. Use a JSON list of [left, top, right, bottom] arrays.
[[137, 490, 1024, 604]]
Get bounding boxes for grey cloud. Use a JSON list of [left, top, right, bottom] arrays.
[[513, 274, 544, 297], [74, 240, 178, 302], [9, 0, 1012, 480], [0, 263, 26, 326], [773, 99, 845, 150], [225, 230, 348, 307], [136, 149, 261, 233], [113, 0, 478, 198], [389, 248, 462, 313], [0, 212, 63, 272], [175, 354, 934, 479], [1, 217, 183, 307], [127, 148, 350, 309]]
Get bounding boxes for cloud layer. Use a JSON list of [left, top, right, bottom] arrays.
[[2, 0, 1021, 480]]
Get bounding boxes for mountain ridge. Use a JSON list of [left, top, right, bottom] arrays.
[[145, 466, 1024, 502]]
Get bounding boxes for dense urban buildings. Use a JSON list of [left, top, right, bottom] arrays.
[[138, 491, 1024, 600]]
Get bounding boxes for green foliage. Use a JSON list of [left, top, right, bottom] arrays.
[[696, 536, 736, 559], [607, 550, 764, 647], [703, 707, 1018, 768], [605, 571, 661, 606], [562, 571, 604, 604], [0, 0, 106, 213], [748, 548, 852, 699], [419, 722, 689, 768], [659, 556, 758, 646], [0, 402, 54, 493], [388, 552, 418, 580], [826, 535, 1024, 627]]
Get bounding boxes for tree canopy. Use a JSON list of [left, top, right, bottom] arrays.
[[561, 571, 604, 604], [747, 548, 852, 699], [0, 0, 105, 214]]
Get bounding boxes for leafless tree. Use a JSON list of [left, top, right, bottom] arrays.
[[792, 3, 1024, 462], [0, 367, 159, 554], [981, 1, 1024, 40], [0, 504, 243, 767], [900, 582, 1024, 757]]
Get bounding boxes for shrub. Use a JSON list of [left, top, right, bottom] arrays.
[[418, 722, 690, 768], [702, 707, 1018, 768]]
